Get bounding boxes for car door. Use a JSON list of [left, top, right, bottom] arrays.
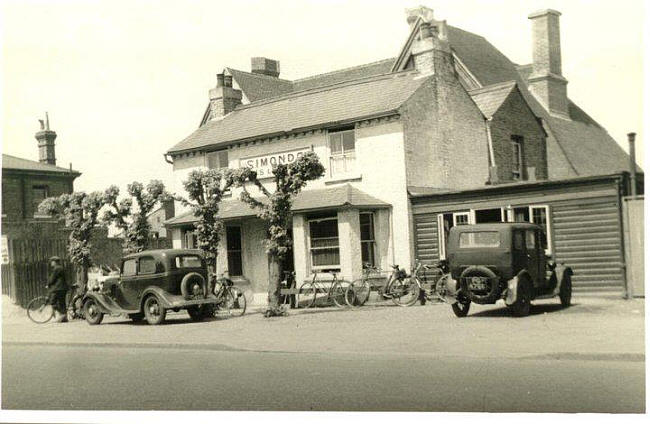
[[525, 229, 542, 287], [118, 258, 139, 307], [512, 230, 527, 275]]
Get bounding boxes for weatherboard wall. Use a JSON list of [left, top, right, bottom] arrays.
[[411, 175, 629, 295]]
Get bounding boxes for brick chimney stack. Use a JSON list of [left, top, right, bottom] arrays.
[[35, 112, 57, 165], [209, 72, 242, 119], [527, 9, 569, 118], [406, 6, 452, 77], [251, 57, 280, 78]]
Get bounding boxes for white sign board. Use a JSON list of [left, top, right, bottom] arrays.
[[1, 236, 9, 265], [239, 147, 312, 178]]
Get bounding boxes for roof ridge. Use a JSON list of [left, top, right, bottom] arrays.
[[225, 67, 293, 83], [292, 58, 395, 83], [468, 80, 517, 95], [231, 70, 419, 112]]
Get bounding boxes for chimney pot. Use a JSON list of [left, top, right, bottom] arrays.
[[216, 73, 225, 87], [224, 74, 233, 87], [35, 113, 57, 165]]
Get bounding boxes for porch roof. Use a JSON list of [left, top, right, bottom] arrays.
[[165, 184, 389, 227]]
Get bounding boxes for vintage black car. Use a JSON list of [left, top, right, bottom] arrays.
[[438, 223, 572, 317], [82, 249, 219, 325]]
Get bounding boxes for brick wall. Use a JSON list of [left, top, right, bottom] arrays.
[[490, 88, 548, 182], [1, 171, 74, 222], [401, 70, 490, 191]]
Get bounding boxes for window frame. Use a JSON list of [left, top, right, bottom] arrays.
[[328, 128, 356, 177], [308, 216, 341, 271], [511, 136, 523, 180], [32, 185, 50, 218], [206, 149, 229, 170], [453, 212, 471, 226], [529, 205, 552, 254], [122, 258, 137, 277], [359, 212, 376, 268], [226, 225, 243, 277], [137, 256, 157, 275]]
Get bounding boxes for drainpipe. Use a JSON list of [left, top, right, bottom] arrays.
[[627, 132, 637, 196], [485, 118, 497, 184]]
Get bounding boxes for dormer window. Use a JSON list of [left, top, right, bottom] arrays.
[[328, 128, 356, 176]]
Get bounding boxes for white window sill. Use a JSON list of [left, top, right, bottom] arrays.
[[324, 173, 362, 185]]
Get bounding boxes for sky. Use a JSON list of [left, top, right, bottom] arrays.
[[0, 0, 645, 195]]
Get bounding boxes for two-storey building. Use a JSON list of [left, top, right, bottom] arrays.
[[165, 7, 639, 301]]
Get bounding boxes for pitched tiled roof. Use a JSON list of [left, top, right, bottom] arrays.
[[292, 59, 395, 92], [2, 154, 81, 176], [469, 81, 517, 118], [169, 71, 425, 154], [164, 184, 389, 226], [226, 68, 293, 102]]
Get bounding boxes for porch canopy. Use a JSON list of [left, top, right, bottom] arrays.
[[164, 184, 389, 227]]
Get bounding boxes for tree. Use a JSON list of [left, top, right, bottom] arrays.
[[176, 169, 235, 270], [38, 191, 105, 286], [231, 151, 325, 315], [102, 180, 170, 253]]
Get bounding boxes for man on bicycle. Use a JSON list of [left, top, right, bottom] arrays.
[[46, 256, 68, 323]]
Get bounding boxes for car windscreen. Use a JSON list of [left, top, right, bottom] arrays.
[[459, 231, 500, 248], [175, 255, 203, 268]]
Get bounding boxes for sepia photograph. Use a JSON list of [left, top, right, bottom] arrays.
[[0, 0, 646, 421]]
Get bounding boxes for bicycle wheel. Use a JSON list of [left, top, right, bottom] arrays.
[[346, 278, 370, 307], [298, 281, 317, 308], [226, 286, 247, 316], [389, 277, 420, 306], [330, 281, 348, 308], [27, 296, 54, 324]]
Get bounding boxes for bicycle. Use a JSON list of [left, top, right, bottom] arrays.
[[394, 260, 470, 315], [208, 271, 247, 317], [27, 282, 78, 324], [344, 263, 410, 307], [298, 270, 349, 308]]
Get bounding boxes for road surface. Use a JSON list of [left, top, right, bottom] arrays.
[[2, 343, 644, 412]]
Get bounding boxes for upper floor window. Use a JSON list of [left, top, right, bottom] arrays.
[[511, 136, 523, 180], [207, 150, 229, 170], [32, 185, 49, 218], [328, 128, 356, 176]]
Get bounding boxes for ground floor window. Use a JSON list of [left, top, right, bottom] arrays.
[[226, 226, 243, 276], [360, 212, 375, 268], [438, 211, 472, 259], [183, 229, 197, 249], [309, 216, 340, 270]]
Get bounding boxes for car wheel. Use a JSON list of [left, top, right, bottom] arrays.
[[187, 306, 204, 322], [128, 313, 144, 322], [143, 296, 166, 325], [83, 299, 104, 325], [451, 295, 471, 318], [508, 277, 532, 317], [559, 273, 572, 307]]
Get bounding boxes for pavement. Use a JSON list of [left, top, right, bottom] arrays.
[[2, 294, 645, 360], [1, 295, 645, 412]]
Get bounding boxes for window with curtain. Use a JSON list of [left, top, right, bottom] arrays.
[[309, 217, 340, 269]]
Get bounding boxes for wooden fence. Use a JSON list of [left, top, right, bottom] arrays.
[[1, 238, 76, 308]]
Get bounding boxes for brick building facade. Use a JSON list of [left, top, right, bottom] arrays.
[[163, 7, 639, 302]]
